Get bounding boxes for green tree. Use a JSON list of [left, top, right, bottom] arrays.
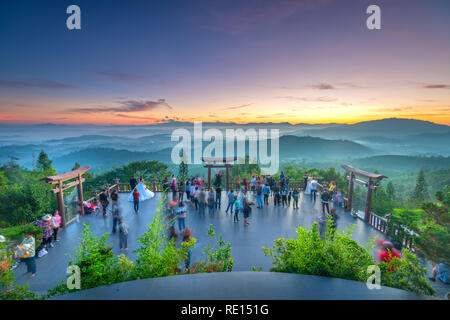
[[178, 160, 188, 184], [386, 181, 395, 200], [416, 186, 450, 263], [0, 172, 8, 187], [387, 186, 449, 264], [0, 181, 55, 225], [72, 162, 81, 170], [372, 184, 397, 217], [72, 162, 93, 179], [36, 150, 56, 175], [230, 156, 260, 180], [412, 169, 430, 204]]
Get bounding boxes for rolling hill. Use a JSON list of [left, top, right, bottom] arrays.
[[302, 118, 450, 139]]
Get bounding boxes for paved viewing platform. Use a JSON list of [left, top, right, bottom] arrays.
[[14, 191, 390, 294]]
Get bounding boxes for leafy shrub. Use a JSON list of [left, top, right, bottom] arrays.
[[263, 223, 373, 282], [378, 249, 435, 296], [47, 194, 233, 298], [48, 223, 134, 297], [131, 195, 191, 279], [189, 224, 234, 273], [386, 208, 423, 246], [263, 222, 435, 296]]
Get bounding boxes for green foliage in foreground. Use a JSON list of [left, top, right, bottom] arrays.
[[263, 222, 435, 296], [188, 224, 233, 273], [131, 195, 194, 279]]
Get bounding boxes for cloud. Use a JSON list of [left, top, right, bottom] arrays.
[[222, 103, 253, 110], [190, 0, 333, 34], [67, 99, 172, 114], [305, 83, 335, 90], [279, 96, 337, 102], [336, 82, 368, 89], [94, 71, 144, 83], [376, 106, 413, 112], [421, 84, 450, 89], [0, 79, 75, 89], [114, 114, 161, 121]]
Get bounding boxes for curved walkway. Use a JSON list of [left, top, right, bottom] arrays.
[[51, 272, 431, 300]]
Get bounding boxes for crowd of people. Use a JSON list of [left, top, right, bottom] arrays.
[[157, 171, 345, 234]]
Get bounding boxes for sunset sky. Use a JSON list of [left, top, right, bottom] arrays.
[[0, 0, 449, 125]]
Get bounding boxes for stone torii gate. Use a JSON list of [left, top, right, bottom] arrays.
[[42, 166, 91, 228], [342, 164, 387, 222], [201, 157, 237, 190]]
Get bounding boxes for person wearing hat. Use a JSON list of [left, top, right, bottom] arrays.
[[38, 214, 54, 249], [16, 231, 36, 278]]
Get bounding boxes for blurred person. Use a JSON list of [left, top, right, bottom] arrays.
[[51, 210, 61, 243], [255, 183, 263, 208], [225, 189, 235, 214], [182, 228, 192, 272], [233, 195, 240, 222], [208, 188, 215, 212], [132, 188, 140, 213], [429, 262, 450, 284], [111, 201, 121, 233], [118, 218, 128, 251], [292, 188, 299, 209], [263, 184, 270, 205], [215, 185, 222, 209], [198, 188, 206, 216], [321, 187, 331, 216], [177, 201, 187, 231], [99, 189, 109, 216], [16, 231, 36, 278]]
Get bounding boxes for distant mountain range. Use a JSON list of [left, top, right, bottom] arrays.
[[51, 135, 372, 173], [301, 118, 449, 139], [0, 118, 449, 172]]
